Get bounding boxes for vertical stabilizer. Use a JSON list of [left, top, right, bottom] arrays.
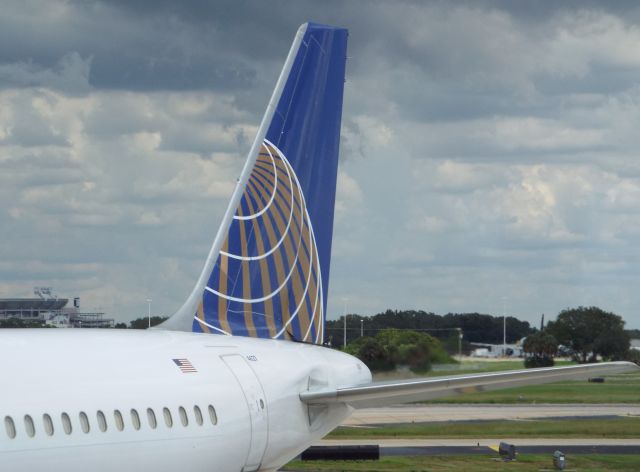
[[160, 23, 348, 345]]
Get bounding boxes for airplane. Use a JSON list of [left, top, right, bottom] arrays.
[[0, 22, 637, 472]]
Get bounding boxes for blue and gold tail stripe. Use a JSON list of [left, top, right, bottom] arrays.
[[194, 140, 324, 343], [245, 171, 293, 338], [270, 139, 323, 343], [190, 23, 347, 344]]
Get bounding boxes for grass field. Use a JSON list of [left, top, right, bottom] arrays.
[[372, 360, 640, 404], [373, 360, 534, 381], [283, 454, 640, 471], [374, 359, 574, 380], [430, 374, 640, 404], [328, 417, 640, 439]]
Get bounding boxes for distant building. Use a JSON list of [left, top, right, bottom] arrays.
[[0, 288, 114, 328], [0, 298, 68, 322], [470, 343, 523, 358]]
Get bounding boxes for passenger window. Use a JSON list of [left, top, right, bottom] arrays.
[[24, 415, 35, 437], [79, 412, 90, 433], [178, 406, 188, 427], [4, 416, 16, 439], [130, 409, 141, 430], [147, 408, 157, 429], [193, 405, 203, 426], [163, 408, 173, 428], [97, 411, 107, 432], [61, 413, 72, 435], [43, 414, 54, 436], [208, 405, 218, 425], [114, 410, 124, 431]]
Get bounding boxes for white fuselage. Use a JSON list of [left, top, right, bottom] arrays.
[[0, 329, 371, 471]]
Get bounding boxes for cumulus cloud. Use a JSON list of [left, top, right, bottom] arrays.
[[2, 0, 640, 328], [0, 83, 247, 319], [0, 52, 91, 94]]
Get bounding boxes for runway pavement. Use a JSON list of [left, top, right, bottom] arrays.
[[314, 439, 640, 456], [318, 438, 640, 447], [343, 403, 640, 426], [381, 445, 640, 456]]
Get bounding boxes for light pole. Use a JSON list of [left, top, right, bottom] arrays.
[[458, 328, 463, 362], [147, 298, 152, 329], [360, 319, 363, 337], [342, 299, 348, 349], [502, 296, 507, 357]]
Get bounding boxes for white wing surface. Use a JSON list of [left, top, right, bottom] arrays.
[[300, 361, 639, 409]]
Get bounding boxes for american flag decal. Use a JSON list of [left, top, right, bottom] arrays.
[[173, 358, 197, 373]]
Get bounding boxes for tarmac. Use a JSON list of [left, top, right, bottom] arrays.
[[319, 439, 640, 447], [314, 439, 640, 457]]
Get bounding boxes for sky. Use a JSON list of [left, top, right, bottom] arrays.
[[2, 0, 640, 328]]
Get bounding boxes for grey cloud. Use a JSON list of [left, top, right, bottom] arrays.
[[0, 52, 91, 94], [3, 0, 640, 327], [0, 0, 262, 93]]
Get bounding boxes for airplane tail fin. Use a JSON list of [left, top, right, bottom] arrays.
[[160, 23, 348, 344]]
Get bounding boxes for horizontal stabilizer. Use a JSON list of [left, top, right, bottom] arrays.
[[300, 361, 639, 409]]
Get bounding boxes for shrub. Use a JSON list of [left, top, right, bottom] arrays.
[[344, 336, 394, 371], [345, 329, 454, 373], [524, 355, 555, 368], [625, 349, 640, 366]]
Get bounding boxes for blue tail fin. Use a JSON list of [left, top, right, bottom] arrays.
[[160, 23, 348, 344]]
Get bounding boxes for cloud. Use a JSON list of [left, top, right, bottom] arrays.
[[0, 52, 91, 94], [0, 83, 246, 320], [2, 0, 640, 329]]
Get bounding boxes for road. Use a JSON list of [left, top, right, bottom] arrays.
[[318, 438, 640, 447]]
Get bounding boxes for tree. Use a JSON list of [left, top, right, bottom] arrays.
[[129, 316, 168, 329], [377, 329, 435, 372], [523, 331, 558, 367], [345, 329, 453, 373], [0, 318, 53, 328], [325, 309, 534, 350], [626, 329, 640, 340], [547, 306, 629, 363], [344, 337, 394, 372]]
